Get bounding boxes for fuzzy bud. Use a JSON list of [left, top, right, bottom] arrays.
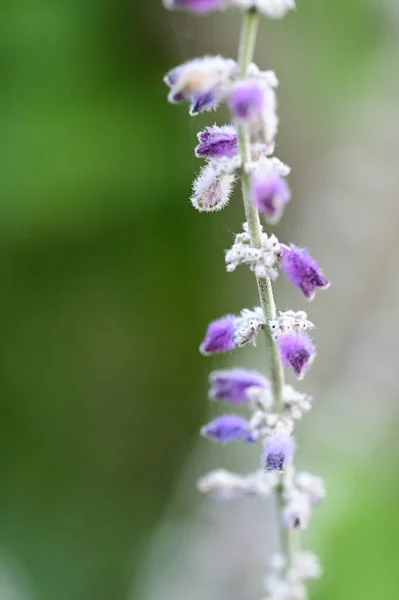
[[209, 368, 269, 404], [201, 414, 254, 444], [263, 434, 296, 472], [281, 245, 330, 301], [195, 124, 238, 159], [228, 80, 265, 122], [200, 315, 236, 355], [278, 332, 316, 379], [164, 55, 237, 115], [283, 492, 312, 531], [251, 170, 291, 224], [191, 162, 235, 211]]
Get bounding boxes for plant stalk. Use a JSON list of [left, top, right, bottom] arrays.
[[236, 7, 299, 574]]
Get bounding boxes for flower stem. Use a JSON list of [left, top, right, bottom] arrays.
[[236, 7, 299, 574], [236, 9, 284, 410]]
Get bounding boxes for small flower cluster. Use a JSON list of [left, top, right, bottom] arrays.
[[264, 552, 322, 600], [163, 1, 329, 599], [226, 222, 282, 279]]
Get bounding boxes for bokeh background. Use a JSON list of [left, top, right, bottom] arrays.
[[0, 0, 398, 598]]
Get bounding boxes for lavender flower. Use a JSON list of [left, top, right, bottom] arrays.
[[164, 1, 329, 596], [200, 315, 236, 355], [164, 0, 229, 12], [209, 368, 269, 404], [263, 434, 296, 472], [164, 56, 237, 115], [278, 332, 316, 379], [281, 245, 330, 300], [191, 163, 235, 211], [195, 124, 238, 159], [228, 80, 265, 122], [201, 414, 254, 444], [251, 170, 291, 224]]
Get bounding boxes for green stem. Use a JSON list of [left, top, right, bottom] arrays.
[[237, 9, 284, 409], [236, 7, 299, 576]]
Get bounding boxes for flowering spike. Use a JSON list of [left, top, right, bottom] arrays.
[[195, 124, 238, 159], [278, 332, 316, 379], [263, 434, 296, 472], [164, 0, 330, 595], [281, 245, 330, 300], [251, 170, 291, 224], [201, 414, 254, 444], [228, 80, 265, 122], [191, 163, 235, 212], [199, 315, 236, 355], [209, 368, 269, 404]]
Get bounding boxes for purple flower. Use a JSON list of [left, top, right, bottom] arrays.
[[251, 171, 291, 224], [281, 245, 330, 300], [209, 368, 269, 404], [201, 414, 254, 444], [195, 124, 238, 159], [228, 80, 265, 122], [263, 434, 296, 472], [200, 315, 236, 355], [278, 332, 316, 379], [164, 0, 230, 13], [164, 56, 237, 115]]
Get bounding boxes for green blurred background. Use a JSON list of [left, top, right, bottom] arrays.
[[0, 1, 398, 598]]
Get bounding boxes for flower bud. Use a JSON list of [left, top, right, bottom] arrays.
[[263, 434, 296, 472], [201, 414, 254, 444], [191, 163, 235, 212], [281, 245, 330, 300], [200, 315, 236, 355], [228, 80, 265, 122], [209, 368, 269, 404], [251, 170, 291, 224], [278, 332, 316, 379], [195, 124, 238, 159]]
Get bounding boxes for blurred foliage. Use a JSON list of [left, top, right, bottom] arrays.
[[0, 0, 391, 599]]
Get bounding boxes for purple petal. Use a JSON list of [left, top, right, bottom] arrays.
[[263, 434, 296, 471], [209, 368, 269, 404], [278, 332, 316, 379], [281, 245, 330, 300], [228, 81, 265, 121], [200, 315, 236, 355], [190, 91, 218, 115], [201, 414, 253, 444], [195, 124, 238, 159], [251, 171, 291, 224]]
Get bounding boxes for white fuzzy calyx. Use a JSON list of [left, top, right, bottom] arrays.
[[283, 385, 313, 420], [197, 468, 279, 500], [234, 306, 265, 347], [226, 223, 282, 279], [233, 0, 296, 19], [264, 552, 321, 600], [165, 55, 238, 103], [269, 310, 314, 339]]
